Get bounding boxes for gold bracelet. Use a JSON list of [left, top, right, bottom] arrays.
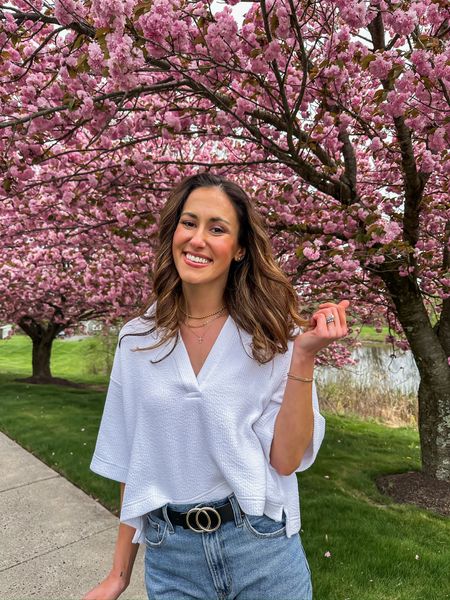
[[287, 372, 313, 383]]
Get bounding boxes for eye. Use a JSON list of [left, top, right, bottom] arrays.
[[180, 220, 225, 234]]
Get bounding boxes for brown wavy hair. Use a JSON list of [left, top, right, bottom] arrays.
[[120, 172, 310, 363]]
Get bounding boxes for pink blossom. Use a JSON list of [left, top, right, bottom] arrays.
[[410, 50, 431, 77], [303, 247, 320, 261], [384, 91, 408, 118], [235, 98, 253, 120], [251, 57, 269, 75], [338, 1, 369, 28], [369, 55, 391, 80], [428, 128, 446, 153], [390, 9, 417, 36], [370, 138, 383, 151], [265, 40, 282, 63], [54, 0, 88, 26], [4, 11, 18, 33], [420, 150, 436, 173], [165, 112, 182, 132], [87, 42, 105, 75]]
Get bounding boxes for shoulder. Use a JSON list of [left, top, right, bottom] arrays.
[[118, 302, 158, 343], [119, 315, 155, 336]]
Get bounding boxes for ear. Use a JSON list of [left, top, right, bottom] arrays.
[[235, 248, 245, 261]]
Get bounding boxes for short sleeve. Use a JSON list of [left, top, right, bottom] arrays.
[[253, 375, 325, 474], [89, 340, 130, 483]]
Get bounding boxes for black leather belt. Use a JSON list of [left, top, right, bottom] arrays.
[[150, 499, 244, 533]]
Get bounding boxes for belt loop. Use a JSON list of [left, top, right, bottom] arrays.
[[228, 493, 244, 528], [161, 504, 174, 533]]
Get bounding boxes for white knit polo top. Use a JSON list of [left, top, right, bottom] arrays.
[[90, 305, 325, 543]]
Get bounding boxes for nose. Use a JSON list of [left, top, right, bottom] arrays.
[[189, 226, 207, 246]]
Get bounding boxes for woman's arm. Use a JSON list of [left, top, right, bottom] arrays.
[[270, 300, 350, 476], [269, 351, 315, 476], [82, 483, 140, 600]]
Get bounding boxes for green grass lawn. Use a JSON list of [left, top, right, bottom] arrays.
[[0, 333, 113, 384], [356, 324, 389, 343], [1, 336, 449, 600]]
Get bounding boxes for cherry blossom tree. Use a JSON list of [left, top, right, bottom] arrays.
[[0, 216, 154, 382], [0, 0, 449, 478]]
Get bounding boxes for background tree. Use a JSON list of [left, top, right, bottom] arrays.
[[0, 0, 449, 479], [0, 220, 154, 383]]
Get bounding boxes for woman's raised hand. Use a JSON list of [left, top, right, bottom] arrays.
[[293, 299, 350, 357]]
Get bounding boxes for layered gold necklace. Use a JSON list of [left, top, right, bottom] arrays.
[[179, 305, 226, 343]]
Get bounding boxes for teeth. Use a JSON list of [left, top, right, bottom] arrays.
[[186, 253, 211, 264]]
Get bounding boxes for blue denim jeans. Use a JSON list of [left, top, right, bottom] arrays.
[[144, 492, 312, 600]]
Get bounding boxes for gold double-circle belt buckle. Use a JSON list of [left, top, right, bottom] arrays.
[[185, 506, 222, 533]]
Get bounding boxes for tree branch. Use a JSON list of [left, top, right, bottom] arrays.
[[337, 128, 358, 202], [393, 115, 429, 247], [367, 9, 385, 51]]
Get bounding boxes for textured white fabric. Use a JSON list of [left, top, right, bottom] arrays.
[[90, 305, 326, 543]]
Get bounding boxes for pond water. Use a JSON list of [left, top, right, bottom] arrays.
[[315, 344, 420, 395]]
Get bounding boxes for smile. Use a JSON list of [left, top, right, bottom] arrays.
[[183, 252, 212, 266]]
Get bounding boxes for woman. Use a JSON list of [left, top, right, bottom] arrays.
[[83, 172, 349, 600]]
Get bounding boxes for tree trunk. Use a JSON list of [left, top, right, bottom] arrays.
[[380, 269, 450, 481], [17, 317, 62, 383], [418, 377, 450, 481], [31, 335, 53, 380]]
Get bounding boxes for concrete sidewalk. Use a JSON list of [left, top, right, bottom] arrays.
[[0, 432, 147, 600]]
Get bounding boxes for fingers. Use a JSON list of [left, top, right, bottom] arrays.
[[313, 300, 349, 337], [318, 301, 349, 327], [313, 311, 336, 337], [311, 308, 339, 336], [323, 306, 342, 336]]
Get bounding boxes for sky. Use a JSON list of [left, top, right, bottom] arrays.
[[211, 0, 251, 26]]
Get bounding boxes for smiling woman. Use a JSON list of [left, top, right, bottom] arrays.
[[171, 185, 245, 347], [84, 172, 347, 600]]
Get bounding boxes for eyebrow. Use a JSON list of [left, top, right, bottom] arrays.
[[180, 211, 231, 225]]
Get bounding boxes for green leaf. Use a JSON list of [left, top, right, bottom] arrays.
[[67, 66, 78, 79], [364, 213, 379, 226], [2, 178, 12, 192], [94, 27, 112, 39], [249, 48, 262, 59], [367, 224, 384, 236], [73, 35, 86, 51], [76, 53, 90, 73], [360, 53, 376, 69], [134, 3, 151, 18], [270, 13, 279, 34], [387, 63, 404, 85], [373, 89, 387, 104]]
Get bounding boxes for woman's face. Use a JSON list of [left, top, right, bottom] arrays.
[[172, 186, 244, 290]]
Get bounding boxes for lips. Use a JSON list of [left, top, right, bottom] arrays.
[[183, 252, 212, 262], [182, 252, 213, 268]]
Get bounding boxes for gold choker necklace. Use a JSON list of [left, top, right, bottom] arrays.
[[179, 305, 226, 320]]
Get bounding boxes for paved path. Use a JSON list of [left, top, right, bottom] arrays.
[[0, 432, 147, 600]]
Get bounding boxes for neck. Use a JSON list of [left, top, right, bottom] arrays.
[[180, 284, 227, 318]]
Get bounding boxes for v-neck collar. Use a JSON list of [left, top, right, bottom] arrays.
[[175, 314, 232, 389]]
